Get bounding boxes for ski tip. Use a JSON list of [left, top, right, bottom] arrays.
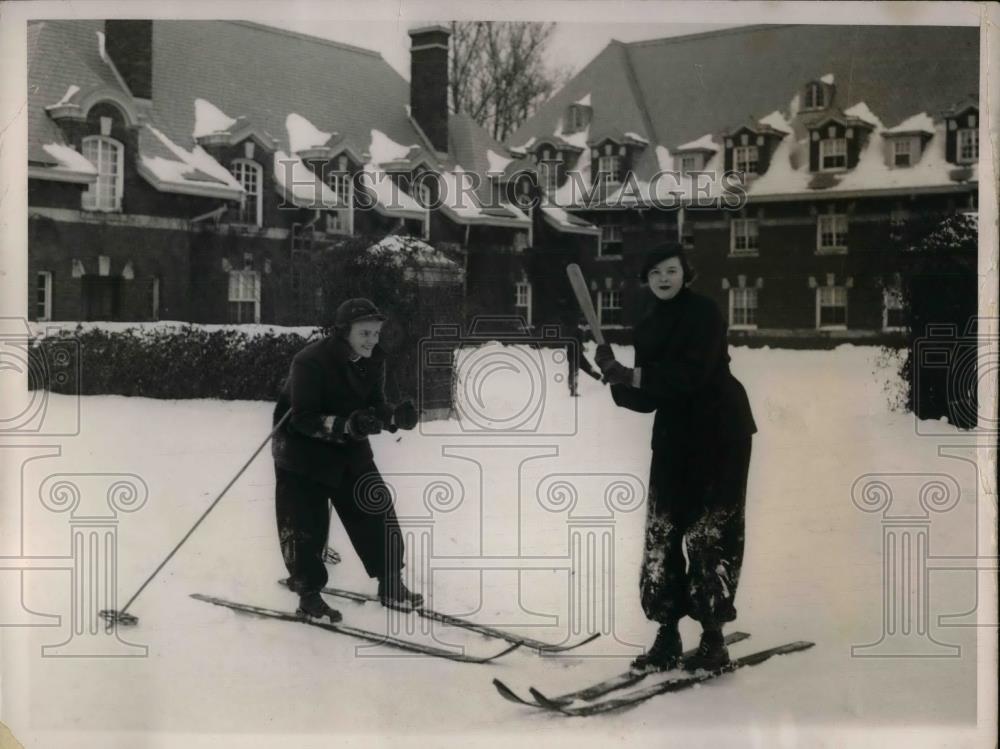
[[492, 678, 535, 707], [538, 631, 601, 653], [528, 686, 570, 710], [485, 640, 526, 662]]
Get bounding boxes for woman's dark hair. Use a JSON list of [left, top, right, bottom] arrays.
[[637, 241, 695, 284]]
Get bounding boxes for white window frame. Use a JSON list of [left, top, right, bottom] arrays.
[[36, 271, 53, 321], [892, 138, 912, 167], [324, 157, 354, 235], [882, 282, 906, 332], [599, 224, 623, 257], [816, 213, 848, 254], [228, 269, 261, 323], [81, 135, 124, 212], [816, 285, 848, 330], [733, 146, 758, 176], [598, 290, 623, 327], [804, 82, 826, 110], [728, 287, 758, 330], [957, 128, 978, 164], [514, 280, 532, 326], [679, 154, 699, 177], [730, 218, 759, 256], [231, 159, 263, 227], [819, 138, 847, 171], [597, 155, 622, 187]]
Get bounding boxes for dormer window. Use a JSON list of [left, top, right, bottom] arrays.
[[597, 154, 622, 186], [804, 81, 827, 110], [567, 104, 591, 133], [537, 148, 561, 193], [819, 137, 847, 171], [957, 128, 978, 163], [678, 154, 701, 176], [81, 135, 124, 212], [893, 139, 913, 167], [733, 146, 758, 176], [230, 159, 263, 226], [324, 155, 353, 235]]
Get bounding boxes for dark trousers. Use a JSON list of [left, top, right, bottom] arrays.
[[639, 437, 752, 627], [275, 463, 404, 594]]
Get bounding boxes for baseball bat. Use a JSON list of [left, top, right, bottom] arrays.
[[566, 263, 605, 345]]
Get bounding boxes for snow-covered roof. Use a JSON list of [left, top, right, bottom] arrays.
[[138, 124, 245, 199], [541, 204, 600, 235], [369, 129, 417, 166], [273, 151, 342, 208], [843, 102, 883, 130], [486, 149, 513, 175], [758, 110, 792, 134], [193, 98, 238, 138], [886, 112, 935, 136], [359, 166, 427, 222], [575, 93, 592, 107], [676, 133, 719, 152], [819, 73, 835, 85], [41, 143, 98, 176]]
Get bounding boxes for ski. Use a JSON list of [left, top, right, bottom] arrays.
[[538, 641, 816, 716], [278, 578, 599, 653], [492, 631, 750, 708], [191, 593, 523, 664]]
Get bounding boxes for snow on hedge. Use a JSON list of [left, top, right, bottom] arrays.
[[29, 320, 321, 338]]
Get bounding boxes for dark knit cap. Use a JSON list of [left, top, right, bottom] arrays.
[[334, 298, 386, 331], [637, 241, 694, 282]]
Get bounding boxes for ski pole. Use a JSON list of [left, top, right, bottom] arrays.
[[100, 410, 292, 626]]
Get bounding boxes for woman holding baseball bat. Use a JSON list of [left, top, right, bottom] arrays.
[[591, 242, 757, 673]]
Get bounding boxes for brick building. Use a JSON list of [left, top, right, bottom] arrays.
[[503, 24, 980, 345], [27, 20, 541, 325]]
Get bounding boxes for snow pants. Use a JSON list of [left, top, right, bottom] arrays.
[[639, 437, 752, 627], [275, 462, 405, 594]]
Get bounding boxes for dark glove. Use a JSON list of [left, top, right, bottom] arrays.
[[393, 400, 419, 431], [594, 343, 616, 371], [347, 408, 383, 439], [601, 360, 634, 387]]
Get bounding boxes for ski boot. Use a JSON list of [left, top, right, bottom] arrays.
[[683, 628, 730, 672], [378, 573, 424, 612], [630, 622, 682, 673], [296, 591, 343, 623]]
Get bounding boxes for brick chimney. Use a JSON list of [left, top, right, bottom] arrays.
[[104, 20, 153, 100], [408, 25, 451, 154]]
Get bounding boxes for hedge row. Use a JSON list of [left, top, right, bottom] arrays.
[[29, 325, 315, 400]]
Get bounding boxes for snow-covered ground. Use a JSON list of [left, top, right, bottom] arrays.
[[3, 345, 992, 748]]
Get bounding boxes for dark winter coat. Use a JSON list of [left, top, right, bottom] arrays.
[[610, 288, 757, 459], [271, 335, 389, 488]]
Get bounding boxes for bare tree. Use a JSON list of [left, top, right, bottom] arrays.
[[449, 22, 569, 142]]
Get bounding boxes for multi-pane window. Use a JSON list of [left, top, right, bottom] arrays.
[[805, 82, 826, 110], [817, 214, 848, 253], [957, 129, 978, 163], [231, 159, 263, 226], [817, 286, 848, 329], [733, 146, 758, 176], [730, 218, 759, 255], [538, 161, 560, 193], [326, 211, 347, 234], [729, 287, 758, 328], [820, 138, 847, 170], [679, 155, 699, 176], [514, 280, 532, 326], [883, 279, 906, 331], [893, 139, 912, 167], [228, 270, 260, 323], [81, 136, 124, 211], [598, 290, 622, 326], [36, 271, 52, 321], [597, 155, 622, 186], [600, 224, 623, 256]]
